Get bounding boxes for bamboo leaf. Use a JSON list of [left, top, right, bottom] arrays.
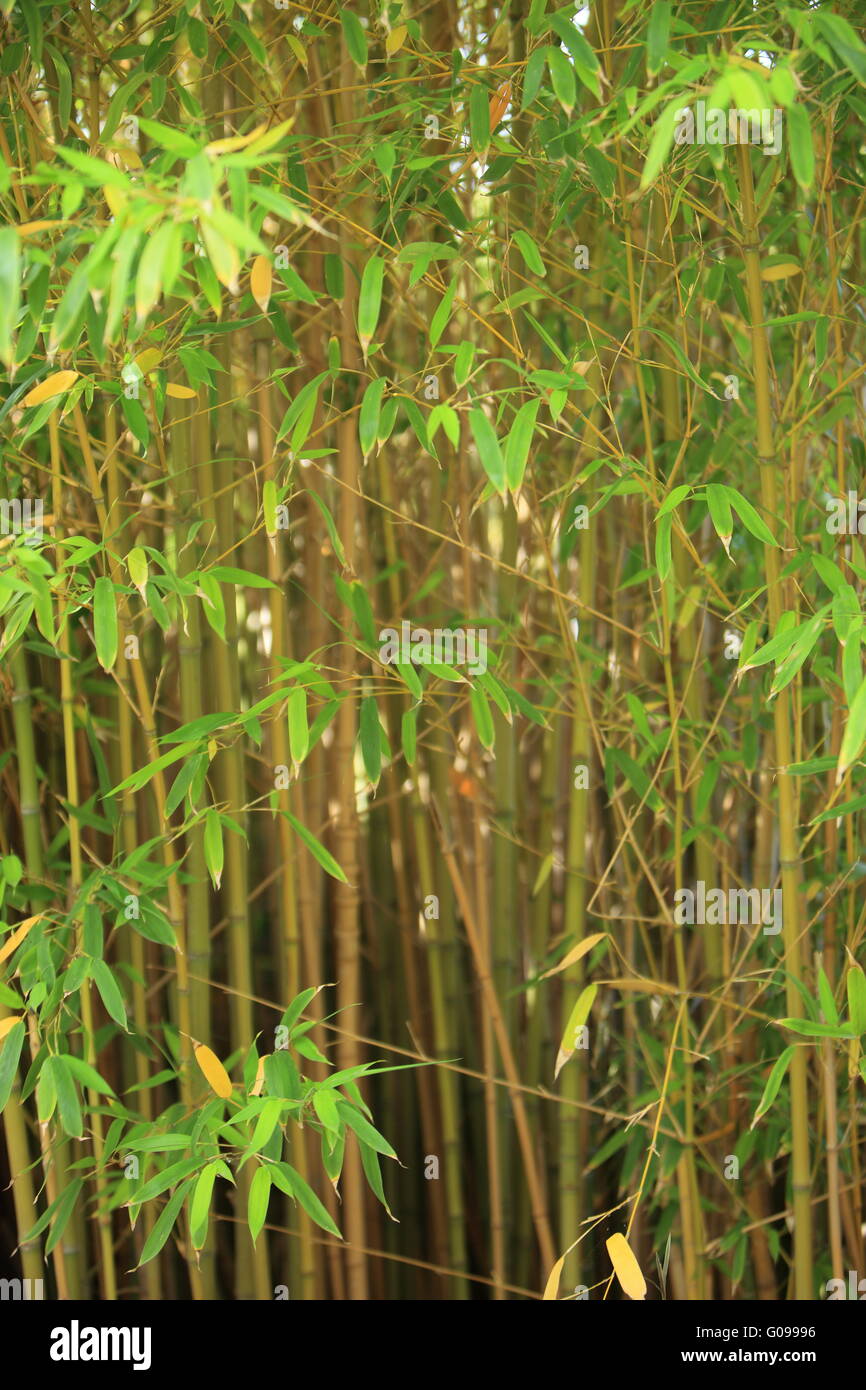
[[542, 1253, 566, 1301], [541, 933, 608, 980], [606, 1232, 647, 1300], [203, 808, 224, 890], [555, 983, 597, 1079], [469, 407, 506, 496], [194, 1042, 234, 1100], [250, 253, 273, 312], [846, 962, 866, 1036], [357, 254, 384, 356], [282, 810, 349, 883], [22, 369, 79, 408], [248, 1164, 272, 1245], [287, 686, 309, 769], [0, 1020, 25, 1112], [93, 576, 118, 671], [751, 1046, 796, 1128], [340, 8, 368, 68], [0, 914, 41, 968], [646, 1, 671, 76]]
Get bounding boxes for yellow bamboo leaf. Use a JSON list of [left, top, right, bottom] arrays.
[[0, 915, 42, 968], [541, 932, 608, 980], [16, 220, 62, 237], [166, 383, 197, 399], [386, 25, 408, 55], [194, 1042, 233, 1100], [606, 1232, 647, 1300], [250, 1055, 266, 1096], [542, 1253, 566, 1300], [250, 254, 273, 313], [104, 185, 126, 218], [22, 371, 79, 409], [760, 261, 801, 281], [134, 348, 162, 375], [729, 53, 770, 74], [116, 146, 143, 170], [603, 976, 679, 994], [0, 1015, 23, 1041], [205, 123, 268, 155]]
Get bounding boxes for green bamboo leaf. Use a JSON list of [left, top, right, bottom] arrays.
[[337, 1098, 398, 1159], [555, 983, 598, 1080], [93, 576, 118, 671], [287, 686, 309, 769], [274, 1161, 342, 1237], [469, 407, 506, 496], [135, 221, 180, 321], [750, 1046, 796, 1129], [401, 706, 417, 766], [646, 0, 671, 76], [248, 1164, 272, 1245], [722, 486, 778, 546], [127, 546, 149, 599], [359, 1139, 394, 1219], [0, 226, 20, 365], [770, 609, 827, 696], [282, 810, 348, 883], [658, 483, 690, 518], [512, 230, 546, 278], [777, 1018, 855, 1039], [584, 146, 615, 198], [313, 1088, 341, 1136], [137, 117, 201, 158], [429, 276, 458, 349], [817, 968, 839, 1027], [203, 808, 224, 890], [787, 103, 814, 191], [357, 254, 385, 356], [470, 684, 495, 750], [0, 1020, 25, 1113], [47, 1055, 83, 1138], [307, 490, 347, 568], [340, 8, 368, 69], [61, 1055, 115, 1097], [359, 377, 386, 459], [649, 327, 717, 396], [838, 670, 866, 777], [45, 1177, 83, 1256], [546, 45, 575, 115], [469, 83, 489, 153], [504, 399, 539, 492], [136, 1180, 193, 1268], [190, 1160, 224, 1250], [655, 512, 673, 582], [813, 11, 866, 87], [705, 483, 733, 558], [640, 94, 685, 189], [90, 959, 128, 1031], [22, 1175, 82, 1248], [847, 962, 866, 1035]]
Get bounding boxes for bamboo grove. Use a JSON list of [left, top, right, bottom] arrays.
[[0, 0, 865, 1304]]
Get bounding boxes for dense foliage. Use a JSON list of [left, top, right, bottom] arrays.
[[1, 0, 865, 1301]]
